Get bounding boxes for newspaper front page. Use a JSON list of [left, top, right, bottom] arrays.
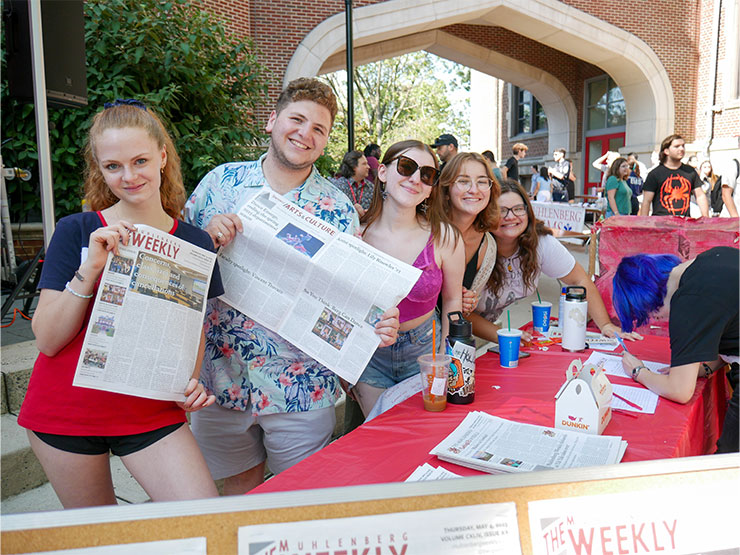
[[73, 224, 216, 401], [430, 412, 626, 473], [217, 190, 422, 384]]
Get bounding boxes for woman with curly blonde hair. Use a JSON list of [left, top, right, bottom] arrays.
[[18, 99, 222, 508]]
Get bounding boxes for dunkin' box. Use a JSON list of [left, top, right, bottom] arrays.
[[554, 359, 612, 435]]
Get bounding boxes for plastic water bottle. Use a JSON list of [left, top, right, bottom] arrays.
[[446, 311, 475, 404]]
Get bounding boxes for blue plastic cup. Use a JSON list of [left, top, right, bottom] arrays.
[[532, 301, 552, 333], [498, 329, 523, 368]]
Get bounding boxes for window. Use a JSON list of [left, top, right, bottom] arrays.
[[586, 76, 625, 131], [512, 86, 547, 135]]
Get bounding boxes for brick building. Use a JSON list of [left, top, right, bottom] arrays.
[[204, 0, 739, 195]]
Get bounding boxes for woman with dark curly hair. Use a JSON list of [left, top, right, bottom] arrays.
[[471, 179, 640, 344]]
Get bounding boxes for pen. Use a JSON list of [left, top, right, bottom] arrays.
[[616, 335, 630, 354], [613, 408, 639, 419], [613, 392, 643, 411]]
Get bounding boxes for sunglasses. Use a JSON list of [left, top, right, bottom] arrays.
[[391, 155, 440, 187]]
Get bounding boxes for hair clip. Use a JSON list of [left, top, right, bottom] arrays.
[[103, 98, 147, 110]]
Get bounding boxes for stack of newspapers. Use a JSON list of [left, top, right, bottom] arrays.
[[430, 412, 627, 474]]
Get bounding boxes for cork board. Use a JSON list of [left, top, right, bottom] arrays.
[[2, 455, 736, 554]]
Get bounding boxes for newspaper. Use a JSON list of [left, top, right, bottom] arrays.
[[73, 224, 216, 402], [430, 412, 626, 474], [405, 463, 462, 482], [217, 190, 422, 384]]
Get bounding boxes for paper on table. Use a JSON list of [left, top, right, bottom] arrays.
[[611, 384, 659, 414], [584, 352, 667, 378], [405, 463, 462, 482], [585, 332, 619, 351]]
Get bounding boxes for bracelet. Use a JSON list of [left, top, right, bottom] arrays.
[[65, 281, 94, 299], [74, 270, 86, 282], [702, 363, 715, 377], [631, 365, 646, 382]]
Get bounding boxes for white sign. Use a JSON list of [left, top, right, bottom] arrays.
[[528, 480, 738, 555], [239, 503, 522, 554], [532, 202, 586, 232]]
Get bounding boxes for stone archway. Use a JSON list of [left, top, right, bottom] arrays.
[[284, 0, 674, 153]]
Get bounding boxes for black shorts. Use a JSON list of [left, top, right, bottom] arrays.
[[33, 423, 184, 456]]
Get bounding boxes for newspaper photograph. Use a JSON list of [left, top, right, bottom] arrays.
[[73, 224, 217, 401], [430, 412, 626, 474], [217, 190, 422, 384]]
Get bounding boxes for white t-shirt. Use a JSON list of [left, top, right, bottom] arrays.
[[477, 234, 576, 322]]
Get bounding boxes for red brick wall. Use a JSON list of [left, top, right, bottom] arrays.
[[199, 0, 732, 148]]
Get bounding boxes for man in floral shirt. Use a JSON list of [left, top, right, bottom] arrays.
[[185, 78, 399, 494]]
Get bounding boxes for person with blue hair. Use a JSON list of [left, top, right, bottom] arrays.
[[613, 246, 738, 453]]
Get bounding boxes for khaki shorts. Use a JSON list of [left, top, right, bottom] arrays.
[[190, 401, 336, 480]]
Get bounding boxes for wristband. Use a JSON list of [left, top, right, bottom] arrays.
[[65, 281, 94, 299], [631, 365, 646, 382], [74, 270, 86, 282], [702, 363, 715, 377]]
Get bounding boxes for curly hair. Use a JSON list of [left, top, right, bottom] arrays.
[[361, 139, 457, 245], [276, 77, 338, 123], [433, 152, 500, 233], [83, 103, 185, 218], [488, 179, 552, 295]]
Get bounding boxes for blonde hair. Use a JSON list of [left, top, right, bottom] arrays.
[[83, 103, 186, 218]]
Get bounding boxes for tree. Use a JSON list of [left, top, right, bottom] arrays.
[[322, 52, 470, 165], [1, 0, 268, 222]]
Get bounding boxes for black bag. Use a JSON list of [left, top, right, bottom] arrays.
[[709, 176, 724, 214]]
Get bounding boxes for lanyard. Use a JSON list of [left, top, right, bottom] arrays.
[[349, 179, 366, 205]]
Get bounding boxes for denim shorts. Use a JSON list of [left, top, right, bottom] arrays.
[[358, 315, 440, 389]]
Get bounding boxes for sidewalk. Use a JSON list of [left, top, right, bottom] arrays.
[[0, 241, 591, 514]]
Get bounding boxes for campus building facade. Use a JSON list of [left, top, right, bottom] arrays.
[[203, 0, 739, 195]]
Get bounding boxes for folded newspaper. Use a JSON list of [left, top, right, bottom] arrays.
[[217, 190, 422, 384], [405, 463, 462, 482], [430, 412, 627, 474], [73, 224, 217, 401]]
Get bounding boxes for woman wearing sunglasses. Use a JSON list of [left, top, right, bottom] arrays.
[[353, 140, 465, 416], [469, 179, 640, 344]]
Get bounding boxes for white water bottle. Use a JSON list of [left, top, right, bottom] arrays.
[[558, 286, 567, 329], [561, 286, 587, 351]]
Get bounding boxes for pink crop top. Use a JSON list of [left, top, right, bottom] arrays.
[[397, 235, 443, 323]]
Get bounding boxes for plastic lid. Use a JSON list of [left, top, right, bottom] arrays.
[[565, 285, 587, 300], [447, 311, 472, 337]]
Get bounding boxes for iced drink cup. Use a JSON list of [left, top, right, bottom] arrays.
[[418, 354, 451, 412], [531, 301, 552, 333], [498, 329, 523, 368]]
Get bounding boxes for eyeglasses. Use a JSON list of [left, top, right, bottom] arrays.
[[499, 204, 528, 218], [392, 155, 439, 187], [453, 178, 492, 191]]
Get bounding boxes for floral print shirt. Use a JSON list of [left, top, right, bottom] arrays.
[[184, 156, 359, 414]]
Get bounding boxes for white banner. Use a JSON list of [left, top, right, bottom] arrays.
[[532, 201, 586, 232], [528, 480, 738, 555], [239, 503, 522, 554]]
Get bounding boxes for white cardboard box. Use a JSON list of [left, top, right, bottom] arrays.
[[554, 359, 612, 435]]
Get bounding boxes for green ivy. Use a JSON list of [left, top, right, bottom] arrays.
[[1, 0, 268, 222]]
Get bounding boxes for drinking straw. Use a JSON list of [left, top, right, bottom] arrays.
[[507, 310, 511, 331], [536, 289, 542, 303], [432, 320, 436, 361]]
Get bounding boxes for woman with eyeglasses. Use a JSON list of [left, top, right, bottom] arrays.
[[470, 179, 640, 344], [434, 152, 500, 318], [353, 140, 465, 416]]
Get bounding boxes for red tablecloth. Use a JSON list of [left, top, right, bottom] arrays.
[[252, 334, 729, 494]]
